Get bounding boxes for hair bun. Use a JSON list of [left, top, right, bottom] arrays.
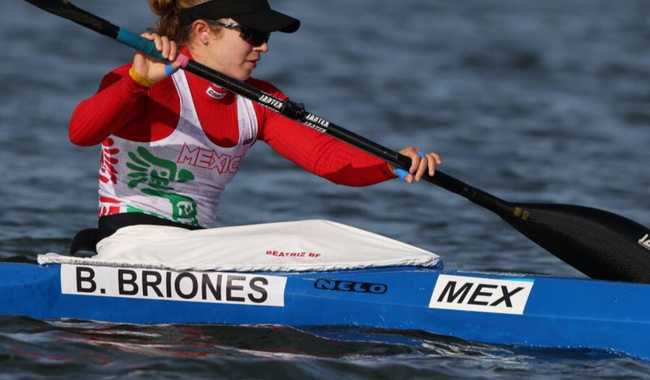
[[148, 0, 205, 44], [148, 0, 179, 17]]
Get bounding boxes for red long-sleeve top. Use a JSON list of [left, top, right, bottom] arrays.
[[69, 64, 395, 186]]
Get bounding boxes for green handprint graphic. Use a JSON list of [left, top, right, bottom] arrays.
[[126, 147, 199, 225], [127, 147, 194, 189]]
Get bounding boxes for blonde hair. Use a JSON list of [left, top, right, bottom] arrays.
[[148, 0, 217, 44]]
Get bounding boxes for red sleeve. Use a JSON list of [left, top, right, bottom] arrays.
[[68, 64, 149, 146], [250, 79, 396, 187]]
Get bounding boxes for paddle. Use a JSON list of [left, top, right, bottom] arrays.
[[24, 0, 650, 282]]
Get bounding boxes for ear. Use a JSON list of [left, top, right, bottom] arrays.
[[191, 19, 212, 45]]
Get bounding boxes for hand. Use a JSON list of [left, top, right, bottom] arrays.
[[131, 32, 181, 85], [394, 146, 442, 183]]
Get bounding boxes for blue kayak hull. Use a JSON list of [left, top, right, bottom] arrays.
[[1, 263, 649, 360]]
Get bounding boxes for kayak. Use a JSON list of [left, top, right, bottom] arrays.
[[3, 220, 649, 360], [2, 260, 649, 361]]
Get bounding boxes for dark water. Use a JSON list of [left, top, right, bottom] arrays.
[[2, 0, 649, 378]]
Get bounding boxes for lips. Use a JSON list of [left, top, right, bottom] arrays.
[[247, 56, 260, 65]]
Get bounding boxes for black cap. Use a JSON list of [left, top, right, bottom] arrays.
[[179, 0, 300, 33]]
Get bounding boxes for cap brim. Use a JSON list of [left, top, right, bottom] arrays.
[[234, 10, 300, 33]]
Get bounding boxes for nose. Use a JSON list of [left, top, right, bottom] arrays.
[[255, 41, 269, 53]]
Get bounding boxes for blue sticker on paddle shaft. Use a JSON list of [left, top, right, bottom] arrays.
[[164, 64, 176, 76], [395, 168, 409, 181]]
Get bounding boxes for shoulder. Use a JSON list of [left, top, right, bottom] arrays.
[[102, 63, 132, 81], [96, 64, 132, 91]]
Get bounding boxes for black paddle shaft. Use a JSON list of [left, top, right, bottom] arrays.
[[189, 58, 650, 283], [188, 61, 513, 217], [24, 0, 650, 282]]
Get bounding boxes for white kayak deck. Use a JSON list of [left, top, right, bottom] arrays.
[[38, 220, 440, 272]]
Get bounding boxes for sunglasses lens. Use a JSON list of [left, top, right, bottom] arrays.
[[241, 27, 270, 46]]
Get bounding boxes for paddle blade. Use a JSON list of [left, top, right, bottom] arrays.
[[504, 203, 650, 283]]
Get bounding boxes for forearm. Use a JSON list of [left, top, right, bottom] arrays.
[[263, 118, 395, 186]]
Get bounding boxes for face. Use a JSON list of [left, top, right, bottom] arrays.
[[189, 19, 269, 81]]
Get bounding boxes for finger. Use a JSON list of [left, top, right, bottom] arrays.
[[410, 155, 420, 174], [161, 36, 171, 59], [152, 33, 162, 52], [414, 154, 428, 181], [141, 32, 154, 40], [132, 52, 148, 73], [431, 152, 442, 165], [169, 41, 178, 62], [427, 154, 437, 177], [407, 148, 420, 173]]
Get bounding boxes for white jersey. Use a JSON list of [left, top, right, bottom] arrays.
[[98, 70, 258, 227]]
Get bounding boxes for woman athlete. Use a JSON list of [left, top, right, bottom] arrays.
[[68, 0, 442, 246]]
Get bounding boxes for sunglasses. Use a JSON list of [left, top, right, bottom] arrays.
[[214, 21, 270, 47]]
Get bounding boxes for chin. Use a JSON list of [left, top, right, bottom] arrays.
[[231, 71, 251, 81]]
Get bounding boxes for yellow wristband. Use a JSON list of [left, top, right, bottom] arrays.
[[128, 66, 155, 88]]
